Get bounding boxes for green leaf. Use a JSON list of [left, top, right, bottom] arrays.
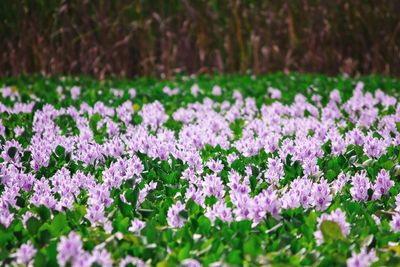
[[34, 252, 46, 267], [320, 220, 345, 242], [244, 236, 260, 257], [89, 113, 102, 131], [178, 244, 191, 261], [7, 147, 17, 159], [197, 215, 211, 235], [326, 169, 337, 181], [115, 217, 130, 232], [0, 227, 13, 246], [322, 141, 332, 154], [118, 198, 133, 218], [50, 213, 68, 236], [231, 159, 244, 172], [55, 145, 65, 157], [27, 217, 42, 236], [346, 202, 361, 213], [38, 229, 52, 245], [179, 210, 188, 220], [143, 221, 157, 243], [125, 186, 140, 209], [381, 160, 394, 171], [237, 220, 252, 233], [36, 205, 51, 222], [226, 250, 242, 265]]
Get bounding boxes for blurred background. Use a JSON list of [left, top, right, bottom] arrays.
[[1, 0, 400, 78]]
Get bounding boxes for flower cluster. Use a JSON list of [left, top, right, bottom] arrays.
[[0, 79, 398, 266]]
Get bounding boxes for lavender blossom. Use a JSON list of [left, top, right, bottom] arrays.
[[346, 247, 378, 267], [390, 213, 400, 233], [129, 218, 146, 233], [167, 201, 186, 228], [14, 241, 36, 265], [350, 171, 371, 202], [372, 169, 394, 200]]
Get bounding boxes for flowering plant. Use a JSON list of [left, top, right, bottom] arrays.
[[0, 74, 399, 266]]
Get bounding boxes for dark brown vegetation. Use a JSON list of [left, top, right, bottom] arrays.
[[1, 0, 400, 78]]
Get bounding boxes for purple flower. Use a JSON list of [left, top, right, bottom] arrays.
[[265, 157, 284, 185], [282, 177, 313, 209], [119, 256, 147, 267], [128, 88, 137, 99], [350, 171, 371, 202], [57, 232, 85, 266], [206, 159, 224, 173], [181, 259, 202, 267], [371, 214, 381, 225], [0, 208, 14, 228], [190, 84, 200, 97], [185, 184, 205, 206], [364, 134, 386, 159], [267, 87, 281, 99], [332, 172, 350, 194], [86, 203, 106, 225], [345, 128, 364, 146], [205, 201, 232, 224], [227, 153, 238, 166], [390, 213, 400, 232], [395, 193, 400, 212], [138, 101, 168, 130], [163, 86, 179, 96], [14, 126, 24, 137], [128, 218, 146, 233], [302, 157, 320, 177], [212, 85, 222, 96], [14, 241, 36, 265], [312, 178, 332, 211], [346, 247, 377, 267], [1, 139, 23, 164], [202, 174, 225, 199], [111, 88, 124, 98], [372, 169, 394, 200], [91, 248, 113, 267], [70, 86, 81, 100], [329, 89, 342, 103], [167, 201, 186, 228]]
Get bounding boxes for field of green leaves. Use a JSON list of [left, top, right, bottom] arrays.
[[0, 73, 399, 266]]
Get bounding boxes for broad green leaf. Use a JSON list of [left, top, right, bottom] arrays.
[[198, 215, 211, 235], [36, 205, 51, 222], [27, 217, 42, 236], [320, 220, 345, 242], [226, 250, 242, 265], [7, 147, 17, 159], [50, 213, 68, 236], [244, 236, 260, 257]]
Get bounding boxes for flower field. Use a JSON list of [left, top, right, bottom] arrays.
[[0, 74, 400, 266]]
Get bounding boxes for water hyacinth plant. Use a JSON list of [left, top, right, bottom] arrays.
[[0, 73, 399, 266]]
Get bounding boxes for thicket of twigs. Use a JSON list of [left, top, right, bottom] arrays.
[[1, 0, 400, 78]]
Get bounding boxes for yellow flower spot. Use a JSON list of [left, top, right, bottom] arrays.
[[132, 103, 140, 111]]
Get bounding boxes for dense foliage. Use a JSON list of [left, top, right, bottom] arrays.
[[0, 73, 399, 266]]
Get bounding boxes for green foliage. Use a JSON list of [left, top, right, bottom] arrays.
[[0, 73, 399, 266], [320, 220, 345, 242]]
